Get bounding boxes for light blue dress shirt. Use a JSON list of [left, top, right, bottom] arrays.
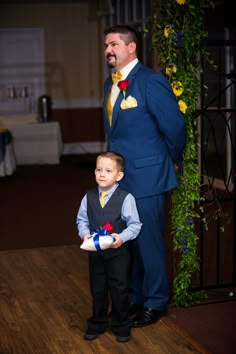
[[76, 183, 142, 243]]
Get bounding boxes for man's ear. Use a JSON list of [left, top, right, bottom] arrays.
[[116, 171, 124, 181], [128, 42, 136, 54]]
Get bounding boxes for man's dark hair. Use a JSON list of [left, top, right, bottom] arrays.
[[104, 25, 138, 48]]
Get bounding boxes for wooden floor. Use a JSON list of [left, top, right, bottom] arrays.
[[0, 245, 210, 354]]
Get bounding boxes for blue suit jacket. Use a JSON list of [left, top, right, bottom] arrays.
[[103, 62, 187, 199]]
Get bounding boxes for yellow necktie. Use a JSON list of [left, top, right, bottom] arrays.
[[112, 71, 122, 84], [100, 191, 107, 208], [106, 91, 113, 126], [106, 72, 122, 126]]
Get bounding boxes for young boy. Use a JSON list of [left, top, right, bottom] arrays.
[[76, 151, 142, 343]]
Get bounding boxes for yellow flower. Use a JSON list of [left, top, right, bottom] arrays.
[[164, 25, 175, 38], [178, 100, 187, 113], [165, 64, 177, 77], [176, 0, 186, 5], [172, 81, 184, 96]]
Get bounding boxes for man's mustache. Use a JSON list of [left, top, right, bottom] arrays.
[[106, 53, 116, 60]]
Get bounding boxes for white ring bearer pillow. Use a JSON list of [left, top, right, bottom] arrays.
[[80, 222, 115, 251]]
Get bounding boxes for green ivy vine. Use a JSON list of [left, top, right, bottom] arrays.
[[146, 0, 215, 306]]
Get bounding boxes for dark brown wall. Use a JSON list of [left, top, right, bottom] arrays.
[[51, 107, 105, 143]]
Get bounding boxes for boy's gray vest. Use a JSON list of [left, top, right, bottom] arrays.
[[87, 187, 128, 232]]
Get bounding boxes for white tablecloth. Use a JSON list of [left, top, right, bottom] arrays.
[[10, 122, 63, 165]]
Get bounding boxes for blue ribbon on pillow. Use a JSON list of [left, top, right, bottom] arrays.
[[91, 227, 115, 251]]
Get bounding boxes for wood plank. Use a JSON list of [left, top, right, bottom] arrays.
[[0, 245, 210, 354]]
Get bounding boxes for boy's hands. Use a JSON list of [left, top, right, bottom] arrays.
[[83, 234, 90, 241], [110, 233, 123, 248]]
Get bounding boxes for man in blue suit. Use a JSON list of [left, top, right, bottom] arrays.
[[103, 25, 186, 327]]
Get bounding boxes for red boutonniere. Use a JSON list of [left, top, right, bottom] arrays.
[[101, 222, 114, 234], [118, 80, 130, 98]]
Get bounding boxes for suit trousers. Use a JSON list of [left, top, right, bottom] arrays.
[[130, 193, 169, 310], [87, 242, 132, 334]]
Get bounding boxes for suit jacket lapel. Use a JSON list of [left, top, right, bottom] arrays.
[[111, 63, 142, 127], [126, 62, 142, 83], [111, 93, 123, 126], [105, 62, 142, 129]]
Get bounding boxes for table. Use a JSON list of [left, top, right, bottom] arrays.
[[0, 128, 16, 176], [10, 122, 63, 165]]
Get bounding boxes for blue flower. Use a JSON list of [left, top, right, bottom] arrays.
[[172, 31, 183, 47], [182, 240, 188, 254]]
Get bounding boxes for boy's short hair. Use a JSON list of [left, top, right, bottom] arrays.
[[97, 151, 125, 172]]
